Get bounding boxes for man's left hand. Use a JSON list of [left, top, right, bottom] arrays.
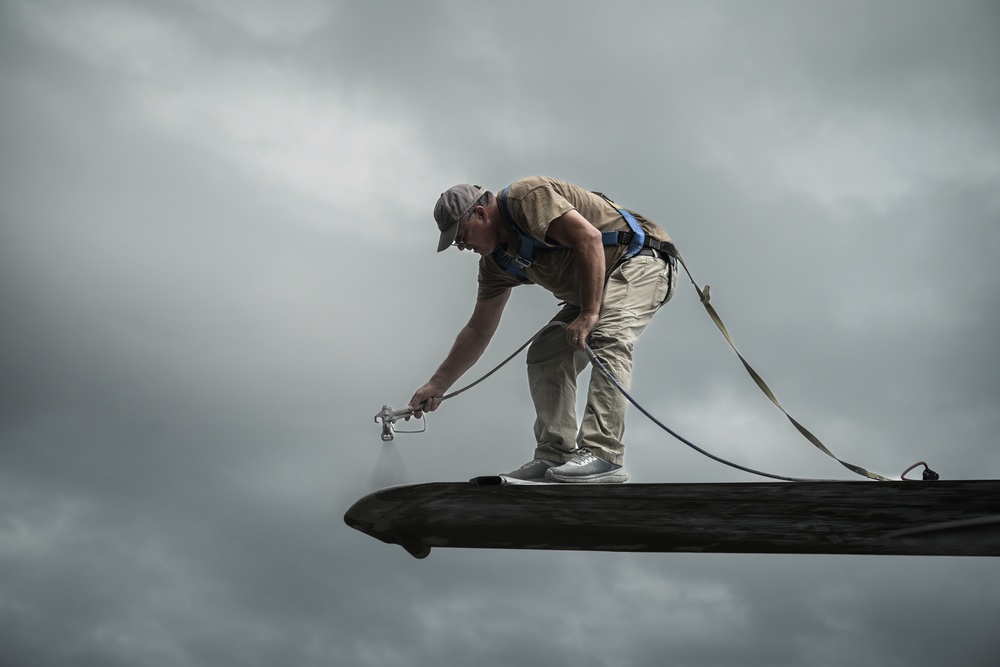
[[567, 311, 599, 351]]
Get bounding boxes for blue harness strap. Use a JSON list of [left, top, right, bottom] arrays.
[[492, 186, 649, 279]]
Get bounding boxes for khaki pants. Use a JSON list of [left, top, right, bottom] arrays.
[[527, 254, 676, 466]]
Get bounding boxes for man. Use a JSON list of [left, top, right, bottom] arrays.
[[408, 176, 676, 483]]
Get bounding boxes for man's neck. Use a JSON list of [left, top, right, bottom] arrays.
[[489, 201, 509, 247]]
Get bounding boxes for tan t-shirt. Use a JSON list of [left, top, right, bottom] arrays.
[[477, 176, 672, 304]]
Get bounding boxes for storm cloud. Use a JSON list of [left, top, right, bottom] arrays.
[[1, 1, 998, 665]]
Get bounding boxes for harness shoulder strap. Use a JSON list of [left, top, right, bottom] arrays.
[[496, 186, 551, 278]]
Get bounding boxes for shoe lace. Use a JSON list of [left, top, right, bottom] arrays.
[[571, 448, 598, 465]]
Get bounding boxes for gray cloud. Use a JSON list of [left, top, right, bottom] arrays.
[[2, 1, 999, 665]]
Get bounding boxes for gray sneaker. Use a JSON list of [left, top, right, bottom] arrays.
[[503, 458, 558, 482], [545, 448, 629, 483]]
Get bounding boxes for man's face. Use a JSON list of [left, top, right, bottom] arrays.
[[453, 207, 494, 256]]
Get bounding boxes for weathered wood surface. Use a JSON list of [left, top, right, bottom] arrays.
[[344, 479, 1000, 558]]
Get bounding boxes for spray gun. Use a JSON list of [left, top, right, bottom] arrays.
[[374, 404, 426, 441]]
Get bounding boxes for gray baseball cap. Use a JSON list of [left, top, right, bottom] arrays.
[[434, 184, 485, 252]]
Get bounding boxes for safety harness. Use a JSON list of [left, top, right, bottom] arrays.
[[490, 186, 677, 279]]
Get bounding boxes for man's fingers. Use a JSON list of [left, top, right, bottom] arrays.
[[407, 396, 440, 419]]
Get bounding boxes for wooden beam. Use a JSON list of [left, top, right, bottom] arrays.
[[344, 479, 1000, 559]]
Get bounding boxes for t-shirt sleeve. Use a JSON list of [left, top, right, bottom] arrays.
[[477, 255, 529, 301], [517, 184, 576, 244]]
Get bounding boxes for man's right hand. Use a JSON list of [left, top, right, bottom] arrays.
[[408, 383, 445, 419]]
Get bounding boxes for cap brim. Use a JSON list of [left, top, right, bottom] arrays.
[[436, 222, 458, 252]]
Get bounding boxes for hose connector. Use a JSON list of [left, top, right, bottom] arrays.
[[901, 461, 940, 481]]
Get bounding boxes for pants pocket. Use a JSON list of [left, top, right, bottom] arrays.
[[655, 258, 677, 307]]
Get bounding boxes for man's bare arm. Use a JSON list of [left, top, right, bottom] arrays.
[[546, 209, 605, 350], [408, 289, 511, 415]]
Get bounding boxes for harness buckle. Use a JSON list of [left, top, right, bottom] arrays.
[[515, 256, 532, 269]]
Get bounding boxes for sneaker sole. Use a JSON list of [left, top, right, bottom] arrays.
[[546, 470, 629, 484]]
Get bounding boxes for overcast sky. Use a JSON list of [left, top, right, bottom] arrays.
[[2, 1, 999, 665]]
